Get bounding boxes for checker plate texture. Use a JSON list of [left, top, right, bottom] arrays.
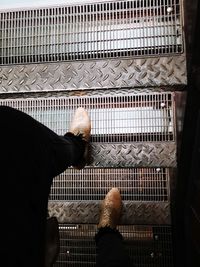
[[0, 56, 186, 94]]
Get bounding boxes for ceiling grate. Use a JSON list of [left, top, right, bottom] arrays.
[[0, 0, 183, 65]]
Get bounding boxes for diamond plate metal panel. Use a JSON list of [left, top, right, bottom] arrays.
[[89, 142, 176, 168], [48, 201, 171, 225], [0, 55, 186, 93], [0, 87, 177, 99]]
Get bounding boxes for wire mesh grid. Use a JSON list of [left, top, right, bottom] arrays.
[[0, 0, 183, 65], [49, 167, 170, 201], [0, 92, 175, 142], [54, 224, 174, 267]]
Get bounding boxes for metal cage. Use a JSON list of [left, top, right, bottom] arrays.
[[0, 0, 184, 65]]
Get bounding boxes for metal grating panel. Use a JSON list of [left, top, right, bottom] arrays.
[[0, 92, 175, 142], [49, 167, 170, 202], [54, 224, 174, 267], [0, 0, 183, 65]]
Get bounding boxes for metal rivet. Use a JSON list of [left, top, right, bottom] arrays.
[[167, 7, 173, 13]]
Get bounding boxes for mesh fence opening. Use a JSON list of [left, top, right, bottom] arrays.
[[0, 92, 175, 142], [0, 0, 183, 65], [49, 167, 170, 202], [54, 224, 173, 267]]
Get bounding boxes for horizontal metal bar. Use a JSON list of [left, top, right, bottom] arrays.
[[48, 201, 171, 225], [89, 142, 176, 167], [0, 55, 187, 92]]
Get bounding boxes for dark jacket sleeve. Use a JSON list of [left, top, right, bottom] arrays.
[[49, 133, 85, 177]]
